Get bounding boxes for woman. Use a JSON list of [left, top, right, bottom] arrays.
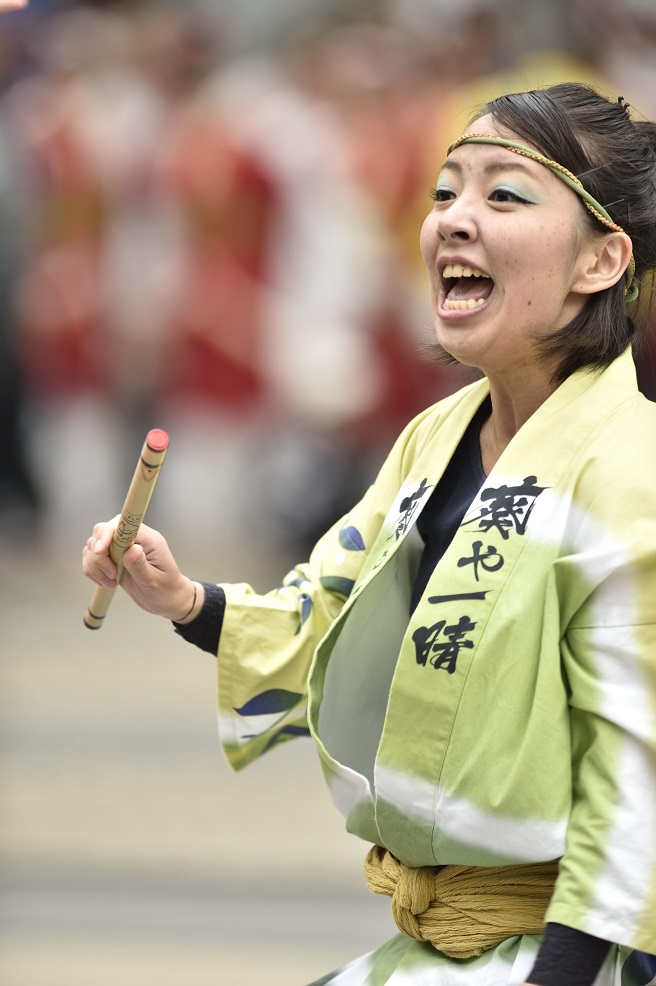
[[83, 83, 656, 985]]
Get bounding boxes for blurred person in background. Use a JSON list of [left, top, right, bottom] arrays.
[[84, 82, 656, 986], [0, 0, 41, 535], [0, 72, 40, 535], [158, 25, 392, 554], [3, 1, 395, 555], [0, 3, 183, 534], [289, 21, 476, 428]]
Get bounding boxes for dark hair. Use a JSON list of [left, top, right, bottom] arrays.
[[433, 83, 656, 383]]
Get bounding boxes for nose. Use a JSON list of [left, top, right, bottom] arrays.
[[436, 195, 478, 243]]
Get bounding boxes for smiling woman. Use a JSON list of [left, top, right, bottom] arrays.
[[428, 87, 650, 382], [83, 83, 656, 986]]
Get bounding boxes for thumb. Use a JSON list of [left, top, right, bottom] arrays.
[[122, 543, 150, 581]]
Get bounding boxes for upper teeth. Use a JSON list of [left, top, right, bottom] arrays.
[[443, 264, 490, 278]]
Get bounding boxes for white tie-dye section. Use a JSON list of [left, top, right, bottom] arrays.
[[325, 759, 372, 818], [580, 621, 656, 939], [402, 954, 518, 986], [501, 474, 624, 574], [311, 949, 374, 985], [217, 709, 303, 747], [217, 711, 248, 748], [310, 927, 626, 985], [528, 480, 633, 593], [519, 480, 572, 540], [315, 935, 540, 985], [494, 475, 656, 938], [562, 510, 656, 940], [374, 765, 568, 861]]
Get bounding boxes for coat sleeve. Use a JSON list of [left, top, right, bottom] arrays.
[[545, 446, 656, 954], [216, 403, 440, 771]]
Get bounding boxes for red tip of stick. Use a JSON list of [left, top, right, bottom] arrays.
[[146, 429, 169, 452]]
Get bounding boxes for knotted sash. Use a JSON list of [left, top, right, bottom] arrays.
[[364, 845, 559, 958]]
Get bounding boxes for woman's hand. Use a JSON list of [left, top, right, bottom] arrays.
[[82, 518, 203, 623]]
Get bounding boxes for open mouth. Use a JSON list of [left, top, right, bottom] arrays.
[[441, 263, 494, 311]]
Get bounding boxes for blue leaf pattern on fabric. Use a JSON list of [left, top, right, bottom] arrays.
[[320, 575, 355, 598], [285, 576, 307, 588], [339, 525, 365, 551], [263, 723, 312, 752], [295, 593, 313, 636], [621, 951, 656, 986], [234, 689, 303, 716]]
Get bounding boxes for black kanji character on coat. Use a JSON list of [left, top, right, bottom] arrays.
[[457, 540, 504, 581], [393, 478, 430, 540], [412, 615, 476, 674], [463, 476, 546, 540]]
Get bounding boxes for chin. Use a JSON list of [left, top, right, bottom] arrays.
[[435, 324, 485, 363], [435, 342, 486, 373]]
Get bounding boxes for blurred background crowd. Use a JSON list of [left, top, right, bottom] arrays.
[[1, 0, 655, 560], [1, 2, 656, 984]]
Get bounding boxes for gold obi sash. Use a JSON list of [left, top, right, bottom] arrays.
[[364, 845, 559, 958]]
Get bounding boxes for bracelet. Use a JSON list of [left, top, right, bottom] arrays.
[[174, 581, 197, 624]]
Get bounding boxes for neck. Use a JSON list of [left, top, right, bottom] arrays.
[[479, 368, 558, 475]]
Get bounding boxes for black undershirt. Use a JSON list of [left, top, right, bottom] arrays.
[[174, 398, 615, 985], [410, 395, 490, 613]]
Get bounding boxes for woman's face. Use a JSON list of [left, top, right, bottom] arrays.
[[420, 114, 594, 380]]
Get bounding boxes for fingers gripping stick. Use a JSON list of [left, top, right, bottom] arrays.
[[84, 429, 169, 630]]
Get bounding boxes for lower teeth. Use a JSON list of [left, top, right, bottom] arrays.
[[444, 298, 485, 310]]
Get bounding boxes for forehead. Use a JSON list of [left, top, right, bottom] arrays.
[[441, 115, 559, 187], [463, 113, 541, 149]]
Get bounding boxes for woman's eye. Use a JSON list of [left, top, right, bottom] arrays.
[[489, 187, 531, 204], [430, 186, 455, 203]]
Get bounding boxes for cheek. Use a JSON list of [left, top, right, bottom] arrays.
[[506, 229, 563, 291], [419, 214, 437, 264], [530, 220, 582, 280]]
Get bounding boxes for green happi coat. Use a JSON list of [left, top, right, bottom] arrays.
[[216, 348, 656, 985]]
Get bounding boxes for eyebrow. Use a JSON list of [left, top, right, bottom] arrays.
[[439, 159, 541, 180]]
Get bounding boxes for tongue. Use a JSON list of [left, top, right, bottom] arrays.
[[448, 277, 494, 302]]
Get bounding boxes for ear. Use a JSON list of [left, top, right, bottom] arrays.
[[574, 231, 633, 295]]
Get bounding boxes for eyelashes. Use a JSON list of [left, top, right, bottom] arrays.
[[429, 186, 535, 205], [430, 186, 453, 202], [489, 187, 534, 205]]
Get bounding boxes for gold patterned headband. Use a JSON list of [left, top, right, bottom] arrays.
[[447, 133, 639, 302]]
